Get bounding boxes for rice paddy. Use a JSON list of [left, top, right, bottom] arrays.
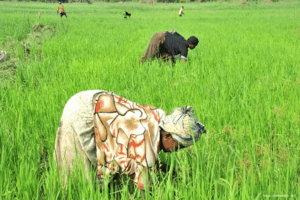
[[0, 1, 300, 199]]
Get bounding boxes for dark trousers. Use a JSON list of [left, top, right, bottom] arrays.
[[60, 12, 67, 18]]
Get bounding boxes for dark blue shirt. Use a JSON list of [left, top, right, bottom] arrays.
[[163, 32, 189, 60]]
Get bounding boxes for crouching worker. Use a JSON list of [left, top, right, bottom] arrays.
[[123, 11, 131, 19], [54, 90, 206, 192], [139, 30, 199, 64]]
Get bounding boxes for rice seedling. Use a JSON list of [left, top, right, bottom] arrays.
[[0, 1, 299, 199]]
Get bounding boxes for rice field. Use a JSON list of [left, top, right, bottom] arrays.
[[0, 1, 300, 199]]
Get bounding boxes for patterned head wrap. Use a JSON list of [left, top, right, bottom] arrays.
[[159, 105, 206, 147]]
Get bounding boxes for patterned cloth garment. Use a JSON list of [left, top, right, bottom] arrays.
[[159, 106, 205, 147], [54, 90, 101, 183], [92, 91, 167, 190], [54, 90, 205, 190]]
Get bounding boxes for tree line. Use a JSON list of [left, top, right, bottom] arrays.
[[0, 0, 282, 3]]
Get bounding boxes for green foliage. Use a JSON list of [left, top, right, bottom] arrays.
[[0, 1, 300, 199]]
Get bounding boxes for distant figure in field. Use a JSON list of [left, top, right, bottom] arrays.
[[123, 11, 131, 19], [57, 2, 67, 18], [140, 30, 199, 63], [179, 6, 184, 17]]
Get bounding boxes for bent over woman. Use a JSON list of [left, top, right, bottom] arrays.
[[54, 90, 206, 191], [140, 30, 199, 63]]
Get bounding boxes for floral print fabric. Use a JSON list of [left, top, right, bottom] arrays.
[[159, 105, 206, 147], [92, 91, 167, 190]]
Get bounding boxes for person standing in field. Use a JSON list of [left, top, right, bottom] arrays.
[[57, 2, 67, 18], [54, 90, 206, 192], [179, 6, 184, 17], [140, 30, 199, 63]]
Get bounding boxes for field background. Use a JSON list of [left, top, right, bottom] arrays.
[[1, 1, 300, 199]]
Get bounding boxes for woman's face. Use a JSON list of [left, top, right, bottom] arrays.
[[160, 130, 185, 152], [188, 43, 196, 50]]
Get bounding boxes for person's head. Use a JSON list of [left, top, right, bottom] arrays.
[[160, 130, 180, 152], [58, 2, 61, 4], [187, 36, 199, 50], [159, 105, 206, 152]]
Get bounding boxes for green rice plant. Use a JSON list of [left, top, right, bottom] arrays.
[[0, 1, 300, 199]]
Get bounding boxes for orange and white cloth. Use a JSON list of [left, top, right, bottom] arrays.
[[93, 91, 166, 190], [159, 106, 205, 147]]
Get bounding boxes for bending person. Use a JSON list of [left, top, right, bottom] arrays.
[[54, 90, 206, 192], [140, 30, 198, 63]]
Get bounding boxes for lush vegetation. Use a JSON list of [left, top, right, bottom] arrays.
[[0, 1, 299, 199]]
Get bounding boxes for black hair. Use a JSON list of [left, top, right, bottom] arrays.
[[187, 36, 199, 46]]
